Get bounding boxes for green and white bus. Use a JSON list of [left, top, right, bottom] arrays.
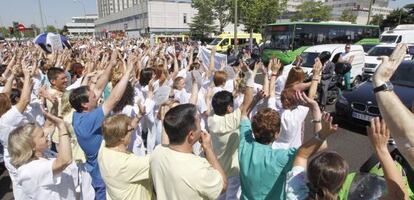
[[262, 22, 380, 64]]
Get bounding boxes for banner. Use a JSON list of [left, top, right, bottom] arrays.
[[197, 46, 227, 70]]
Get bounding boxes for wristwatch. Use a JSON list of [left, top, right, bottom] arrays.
[[373, 82, 393, 94]]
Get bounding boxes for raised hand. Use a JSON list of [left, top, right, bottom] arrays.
[[373, 43, 407, 87], [42, 106, 65, 127], [295, 91, 318, 108], [199, 131, 213, 151], [319, 112, 338, 139], [271, 58, 282, 74], [367, 117, 390, 151], [313, 57, 322, 76]]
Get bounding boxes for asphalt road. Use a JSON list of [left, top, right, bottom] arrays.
[[0, 106, 374, 200]]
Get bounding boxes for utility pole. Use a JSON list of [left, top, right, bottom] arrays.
[[38, 0, 45, 32], [234, 0, 238, 54], [367, 0, 374, 25]]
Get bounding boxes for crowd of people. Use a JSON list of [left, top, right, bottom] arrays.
[[0, 38, 412, 200]]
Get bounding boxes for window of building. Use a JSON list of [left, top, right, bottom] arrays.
[[183, 14, 187, 24]]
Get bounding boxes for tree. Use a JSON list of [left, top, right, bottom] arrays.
[[380, 8, 414, 29], [213, 0, 232, 33], [46, 25, 57, 33], [189, 0, 217, 38], [238, 0, 288, 33], [292, 1, 332, 22], [339, 9, 357, 23], [370, 14, 384, 26], [0, 27, 10, 38]]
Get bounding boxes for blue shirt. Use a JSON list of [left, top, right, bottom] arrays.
[[72, 106, 105, 180], [239, 119, 298, 200]]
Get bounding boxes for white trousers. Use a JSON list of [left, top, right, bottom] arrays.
[[216, 176, 241, 200]]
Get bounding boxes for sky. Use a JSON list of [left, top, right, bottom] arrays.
[[0, 0, 411, 29], [0, 0, 97, 28]]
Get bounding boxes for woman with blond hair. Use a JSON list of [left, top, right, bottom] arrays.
[[8, 111, 75, 200], [98, 114, 153, 200]]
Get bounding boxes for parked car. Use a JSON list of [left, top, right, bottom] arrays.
[[362, 44, 414, 80], [283, 44, 366, 86], [335, 60, 414, 134]]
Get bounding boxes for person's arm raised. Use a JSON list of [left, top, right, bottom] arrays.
[[293, 112, 338, 168], [372, 44, 414, 166], [93, 50, 117, 99], [43, 110, 72, 175], [2, 70, 15, 95], [189, 71, 199, 105], [367, 118, 408, 200], [206, 47, 216, 78], [102, 53, 136, 116], [269, 58, 282, 98], [200, 131, 228, 193], [295, 92, 322, 134], [240, 61, 259, 119], [308, 58, 322, 100], [16, 66, 33, 113]]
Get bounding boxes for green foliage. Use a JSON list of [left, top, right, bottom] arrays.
[[380, 7, 414, 29], [46, 25, 57, 33], [292, 1, 332, 22], [238, 0, 288, 33], [214, 0, 232, 33], [189, 0, 217, 38], [0, 27, 10, 38], [369, 14, 384, 26], [339, 9, 357, 23]]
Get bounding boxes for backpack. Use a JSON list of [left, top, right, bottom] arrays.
[[335, 63, 352, 75]]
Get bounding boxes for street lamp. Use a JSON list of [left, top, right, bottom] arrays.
[[38, 0, 45, 32], [73, 0, 88, 37], [366, 0, 374, 25], [234, 0, 238, 54]]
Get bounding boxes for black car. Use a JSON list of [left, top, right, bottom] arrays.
[[335, 61, 414, 134]]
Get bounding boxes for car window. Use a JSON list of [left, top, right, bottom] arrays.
[[380, 35, 398, 43], [367, 47, 395, 57], [300, 52, 320, 68]]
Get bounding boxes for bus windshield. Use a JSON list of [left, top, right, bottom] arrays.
[[263, 25, 293, 50]]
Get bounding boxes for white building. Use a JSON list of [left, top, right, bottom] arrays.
[[279, 0, 327, 22], [326, 0, 392, 24], [95, 0, 197, 38], [66, 15, 98, 36]]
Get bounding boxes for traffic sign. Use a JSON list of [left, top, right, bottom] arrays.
[[17, 24, 25, 32]]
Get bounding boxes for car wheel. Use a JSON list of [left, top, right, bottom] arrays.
[[327, 87, 340, 105], [352, 76, 362, 87]]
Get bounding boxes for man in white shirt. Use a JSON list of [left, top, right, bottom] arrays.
[[150, 104, 227, 200]]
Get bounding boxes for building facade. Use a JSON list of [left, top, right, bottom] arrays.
[[326, 0, 392, 24], [66, 15, 98, 36], [95, 0, 196, 38], [279, 0, 325, 22]]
